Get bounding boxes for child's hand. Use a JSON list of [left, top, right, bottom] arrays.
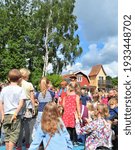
[[84, 118, 91, 124], [32, 108, 35, 116], [10, 113, 17, 122], [34, 99, 39, 106], [1, 114, 4, 123]]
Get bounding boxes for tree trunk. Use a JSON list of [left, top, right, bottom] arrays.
[[42, 8, 52, 77], [42, 25, 49, 77]]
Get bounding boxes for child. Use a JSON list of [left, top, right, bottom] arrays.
[[75, 104, 113, 150], [16, 68, 35, 150], [108, 98, 118, 150], [101, 93, 109, 105], [108, 98, 118, 121], [80, 88, 91, 106], [77, 101, 89, 144], [58, 81, 67, 105], [32, 77, 53, 139], [86, 102, 94, 122], [0, 69, 26, 150], [62, 83, 81, 146], [29, 102, 73, 150], [92, 92, 100, 108]]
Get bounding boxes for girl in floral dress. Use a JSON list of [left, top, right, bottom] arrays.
[[75, 104, 113, 150]]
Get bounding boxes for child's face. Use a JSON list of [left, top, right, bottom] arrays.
[[81, 89, 85, 95], [109, 103, 117, 109]]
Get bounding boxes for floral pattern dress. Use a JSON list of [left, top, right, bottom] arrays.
[[62, 95, 77, 128], [75, 118, 112, 150]]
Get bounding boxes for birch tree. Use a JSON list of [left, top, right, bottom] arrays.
[[32, 0, 82, 76]]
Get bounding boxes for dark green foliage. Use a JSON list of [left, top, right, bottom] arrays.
[[106, 76, 118, 88], [47, 74, 63, 88], [0, 0, 82, 83]]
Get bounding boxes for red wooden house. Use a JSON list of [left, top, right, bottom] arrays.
[[62, 71, 90, 88]]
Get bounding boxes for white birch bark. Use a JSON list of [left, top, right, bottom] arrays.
[[42, 25, 49, 77]]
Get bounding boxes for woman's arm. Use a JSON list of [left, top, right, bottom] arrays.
[[76, 95, 81, 118], [29, 124, 45, 150], [62, 97, 65, 108]]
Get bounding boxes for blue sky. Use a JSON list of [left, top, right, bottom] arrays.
[[62, 0, 118, 77]]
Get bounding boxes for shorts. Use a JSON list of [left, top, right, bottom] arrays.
[[3, 114, 21, 144]]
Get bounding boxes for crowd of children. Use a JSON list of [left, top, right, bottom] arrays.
[[0, 69, 118, 150]]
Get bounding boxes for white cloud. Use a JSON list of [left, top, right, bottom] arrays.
[[104, 61, 118, 77], [62, 60, 118, 77], [60, 0, 118, 78], [82, 36, 118, 67], [62, 62, 83, 74], [62, 36, 118, 77], [74, 0, 118, 42]]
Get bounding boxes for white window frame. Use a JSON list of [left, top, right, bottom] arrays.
[[77, 75, 82, 82]]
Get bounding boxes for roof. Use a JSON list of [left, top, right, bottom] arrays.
[[89, 64, 106, 77], [62, 71, 90, 83]]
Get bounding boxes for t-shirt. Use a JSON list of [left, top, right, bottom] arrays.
[[80, 95, 90, 106], [21, 79, 34, 109], [21, 79, 34, 99], [37, 91, 52, 112], [0, 85, 26, 115]]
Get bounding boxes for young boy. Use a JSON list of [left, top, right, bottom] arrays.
[[0, 69, 26, 150], [108, 97, 118, 150], [108, 98, 118, 121], [16, 68, 35, 150]]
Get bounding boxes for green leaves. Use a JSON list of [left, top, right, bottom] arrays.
[[0, 0, 82, 85], [47, 74, 63, 88]]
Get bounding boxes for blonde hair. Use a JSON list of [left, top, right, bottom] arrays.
[[40, 77, 48, 98], [41, 102, 63, 136], [94, 104, 109, 119], [108, 98, 118, 106], [68, 83, 75, 92], [86, 102, 94, 112], [20, 68, 30, 79]]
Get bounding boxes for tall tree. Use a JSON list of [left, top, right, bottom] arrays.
[[0, 0, 34, 80], [31, 0, 82, 76], [0, 0, 82, 81]]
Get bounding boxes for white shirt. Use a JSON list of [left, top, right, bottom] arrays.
[[0, 85, 26, 115]]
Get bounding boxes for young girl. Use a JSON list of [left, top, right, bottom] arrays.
[[75, 104, 113, 150], [86, 102, 94, 122], [92, 92, 100, 109], [29, 102, 73, 150], [101, 93, 109, 105], [62, 83, 81, 145], [32, 77, 53, 138]]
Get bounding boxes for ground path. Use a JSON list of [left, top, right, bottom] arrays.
[[0, 144, 85, 150]]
